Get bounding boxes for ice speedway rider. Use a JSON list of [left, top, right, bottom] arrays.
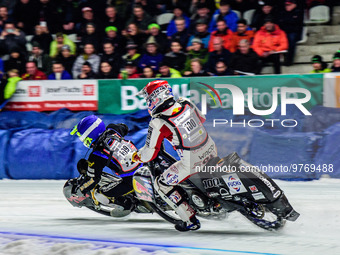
[[70, 115, 141, 216], [126, 80, 218, 231]]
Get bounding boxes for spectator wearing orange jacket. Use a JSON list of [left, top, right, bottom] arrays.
[[230, 19, 254, 53], [208, 19, 233, 53], [253, 17, 288, 74]]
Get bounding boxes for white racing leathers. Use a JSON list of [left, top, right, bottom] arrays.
[[137, 98, 218, 225]]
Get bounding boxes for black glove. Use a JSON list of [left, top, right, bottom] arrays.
[[77, 158, 88, 175], [107, 123, 129, 137]]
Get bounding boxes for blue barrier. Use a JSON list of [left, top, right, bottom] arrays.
[[0, 106, 339, 180], [7, 129, 75, 179], [248, 129, 323, 179], [0, 130, 10, 179], [314, 123, 340, 178]]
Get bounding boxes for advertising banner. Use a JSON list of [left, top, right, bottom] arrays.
[[98, 74, 323, 114], [5, 80, 98, 111], [323, 72, 340, 107]]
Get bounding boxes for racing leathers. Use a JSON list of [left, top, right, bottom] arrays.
[[77, 124, 141, 210], [133, 98, 218, 230]]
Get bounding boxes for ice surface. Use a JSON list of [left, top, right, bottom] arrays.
[[0, 179, 339, 255]]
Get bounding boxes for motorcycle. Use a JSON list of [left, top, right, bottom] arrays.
[[63, 171, 154, 218], [133, 145, 300, 231]]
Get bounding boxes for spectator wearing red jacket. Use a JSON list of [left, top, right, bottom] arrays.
[[21, 61, 47, 80], [253, 17, 288, 74], [208, 19, 233, 52]]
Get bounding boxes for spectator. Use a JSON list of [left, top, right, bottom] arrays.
[[183, 37, 209, 73], [229, 39, 261, 75], [31, 24, 53, 55], [277, 0, 304, 66], [12, 0, 39, 35], [122, 23, 147, 52], [4, 48, 26, 75], [251, 0, 276, 31], [2, 69, 22, 104], [138, 37, 164, 72], [60, 0, 77, 34], [167, 7, 191, 37], [56, 45, 75, 77], [0, 22, 26, 56], [206, 37, 232, 74], [99, 42, 121, 77], [230, 19, 254, 52], [80, 23, 101, 52], [309, 55, 331, 73], [76, 7, 102, 38], [141, 66, 155, 78], [0, 6, 14, 32], [214, 61, 233, 76], [126, 4, 154, 33], [96, 61, 116, 79], [102, 6, 125, 34], [37, 0, 62, 34], [187, 18, 211, 50], [48, 62, 72, 80], [208, 19, 233, 52], [147, 23, 168, 53], [49, 32, 76, 58], [253, 17, 288, 74], [189, 3, 212, 34], [21, 61, 47, 80], [72, 43, 100, 78], [77, 61, 97, 79], [164, 40, 187, 72], [331, 52, 340, 72], [184, 58, 209, 77], [170, 17, 191, 49], [138, 0, 162, 17], [103, 26, 123, 52], [209, 0, 239, 32], [28, 42, 52, 75], [118, 61, 140, 79], [122, 41, 141, 67], [156, 61, 182, 78]]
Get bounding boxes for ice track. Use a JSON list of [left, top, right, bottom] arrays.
[[0, 179, 339, 255]]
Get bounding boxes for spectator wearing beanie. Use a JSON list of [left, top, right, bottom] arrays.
[[56, 45, 75, 77], [122, 42, 141, 67], [187, 18, 211, 51], [138, 37, 164, 72], [208, 19, 233, 52], [49, 32, 76, 58], [332, 52, 340, 72], [183, 37, 209, 73], [309, 55, 331, 73], [147, 23, 168, 53], [77, 61, 96, 79], [156, 61, 182, 78], [230, 19, 254, 52]]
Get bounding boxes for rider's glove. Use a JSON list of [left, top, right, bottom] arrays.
[[124, 151, 141, 167], [75, 177, 96, 195]]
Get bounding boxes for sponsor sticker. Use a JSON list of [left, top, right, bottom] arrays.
[[252, 192, 266, 201], [249, 185, 258, 193], [169, 190, 182, 203], [222, 173, 247, 195]]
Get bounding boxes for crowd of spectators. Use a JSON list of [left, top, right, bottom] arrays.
[[0, 0, 338, 82]]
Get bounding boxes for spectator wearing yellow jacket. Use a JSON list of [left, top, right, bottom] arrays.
[[49, 33, 76, 58]]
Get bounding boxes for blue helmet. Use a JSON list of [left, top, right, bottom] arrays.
[[70, 115, 106, 148]]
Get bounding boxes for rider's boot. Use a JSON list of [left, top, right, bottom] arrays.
[[154, 176, 200, 232]]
